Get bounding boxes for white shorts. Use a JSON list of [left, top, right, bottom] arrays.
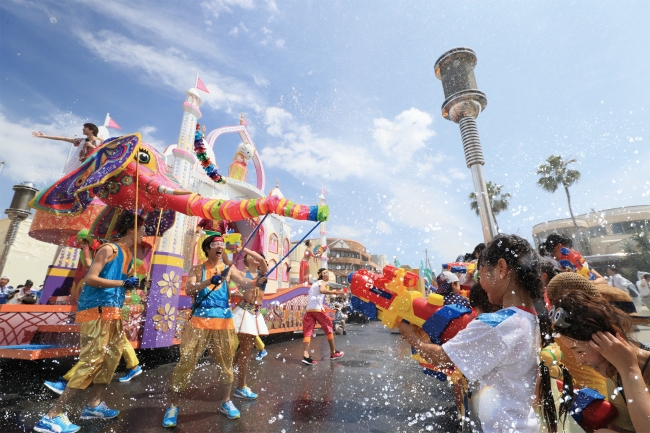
[[231, 304, 269, 336]]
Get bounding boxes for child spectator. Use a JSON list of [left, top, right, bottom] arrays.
[[400, 234, 568, 433], [436, 271, 471, 309], [468, 282, 501, 314], [333, 303, 347, 335]]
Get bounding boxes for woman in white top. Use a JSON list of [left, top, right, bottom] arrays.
[[32, 123, 103, 173], [400, 234, 570, 433]]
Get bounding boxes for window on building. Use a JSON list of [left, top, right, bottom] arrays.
[[268, 260, 278, 280], [588, 225, 608, 238], [268, 233, 279, 253], [611, 220, 650, 235], [283, 238, 290, 256]]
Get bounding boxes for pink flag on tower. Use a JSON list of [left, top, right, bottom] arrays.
[[107, 116, 122, 130], [196, 75, 210, 94], [322, 186, 327, 195]]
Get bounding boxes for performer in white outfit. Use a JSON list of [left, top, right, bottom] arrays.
[[229, 248, 269, 400]]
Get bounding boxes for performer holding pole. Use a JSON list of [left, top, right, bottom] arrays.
[[162, 233, 267, 427], [34, 212, 142, 433]]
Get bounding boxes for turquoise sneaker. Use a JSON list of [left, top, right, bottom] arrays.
[[162, 405, 178, 428], [118, 365, 142, 382], [219, 400, 240, 419], [33, 413, 80, 433], [234, 386, 258, 400], [44, 379, 67, 395], [80, 401, 119, 419], [255, 349, 268, 361]]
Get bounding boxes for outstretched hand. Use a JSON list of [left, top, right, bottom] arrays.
[[398, 321, 418, 338], [590, 331, 638, 374], [32, 131, 45, 138]]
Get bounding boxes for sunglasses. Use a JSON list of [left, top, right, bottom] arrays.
[[210, 241, 225, 249]]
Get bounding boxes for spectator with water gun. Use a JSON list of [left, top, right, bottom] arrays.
[[435, 271, 471, 309], [543, 234, 606, 284], [551, 289, 650, 432], [400, 234, 569, 433]]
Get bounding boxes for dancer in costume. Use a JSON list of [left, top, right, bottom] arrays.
[[34, 213, 142, 433], [32, 123, 103, 173], [299, 240, 316, 285], [229, 248, 269, 399], [302, 268, 344, 365], [162, 234, 267, 427]]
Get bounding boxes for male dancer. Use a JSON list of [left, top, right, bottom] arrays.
[[302, 268, 344, 365], [162, 234, 266, 427], [34, 213, 142, 433]]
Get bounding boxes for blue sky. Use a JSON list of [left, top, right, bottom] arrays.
[[1, 0, 648, 268]]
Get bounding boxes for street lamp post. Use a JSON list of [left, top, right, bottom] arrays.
[[434, 47, 498, 242], [0, 182, 39, 275]]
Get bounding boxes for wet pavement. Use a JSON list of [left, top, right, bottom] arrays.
[[1, 321, 459, 433]]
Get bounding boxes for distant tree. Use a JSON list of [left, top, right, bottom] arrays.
[[468, 181, 511, 233], [622, 230, 650, 281], [536, 155, 581, 230]]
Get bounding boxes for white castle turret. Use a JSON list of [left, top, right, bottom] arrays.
[[159, 87, 202, 264]]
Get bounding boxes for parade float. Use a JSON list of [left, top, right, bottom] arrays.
[[0, 82, 329, 360]]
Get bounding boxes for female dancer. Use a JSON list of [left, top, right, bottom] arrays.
[[229, 248, 269, 400], [551, 290, 650, 432], [399, 234, 569, 433], [299, 240, 316, 285]]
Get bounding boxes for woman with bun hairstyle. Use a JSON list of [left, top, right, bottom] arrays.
[[551, 290, 650, 432], [400, 234, 571, 432]]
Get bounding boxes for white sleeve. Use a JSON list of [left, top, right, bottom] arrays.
[[442, 320, 509, 382]]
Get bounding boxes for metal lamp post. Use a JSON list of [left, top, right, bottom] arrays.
[[0, 182, 39, 275], [434, 47, 498, 242]]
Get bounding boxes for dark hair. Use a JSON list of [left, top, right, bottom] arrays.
[[305, 240, 312, 247], [479, 234, 568, 432], [469, 282, 501, 314], [538, 244, 549, 257], [544, 233, 572, 251], [114, 212, 144, 237], [201, 234, 221, 256], [25, 280, 34, 286], [472, 243, 486, 258], [539, 257, 561, 282], [317, 268, 327, 280], [84, 123, 99, 136], [553, 291, 633, 343]]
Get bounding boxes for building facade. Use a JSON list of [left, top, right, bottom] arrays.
[[532, 205, 650, 257]]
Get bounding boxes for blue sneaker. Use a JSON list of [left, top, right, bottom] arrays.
[[255, 349, 268, 361], [162, 405, 178, 428], [234, 386, 258, 400], [34, 413, 80, 433], [219, 400, 240, 419], [44, 379, 67, 395], [118, 365, 142, 382], [80, 401, 119, 420]]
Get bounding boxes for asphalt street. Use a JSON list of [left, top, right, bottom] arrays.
[[1, 321, 459, 433]]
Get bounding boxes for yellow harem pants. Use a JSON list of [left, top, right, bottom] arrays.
[[63, 334, 138, 382], [254, 335, 265, 351], [170, 324, 238, 393], [66, 318, 125, 389]]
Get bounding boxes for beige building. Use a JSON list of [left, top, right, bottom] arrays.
[[0, 217, 59, 286], [532, 205, 650, 257]]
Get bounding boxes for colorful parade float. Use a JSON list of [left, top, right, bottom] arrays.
[[0, 82, 329, 360]]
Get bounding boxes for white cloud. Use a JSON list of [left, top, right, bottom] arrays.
[[139, 125, 166, 152], [275, 38, 286, 48], [0, 111, 82, 183], [202, 0, 256, 18], [75, 30, 264, 113], [371, 107, 435, 164], [376, 220, 392, 234], [228, 27, 239, 36], [253, 75, 270, 87]]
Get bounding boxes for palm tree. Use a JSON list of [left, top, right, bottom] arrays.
[[536, 155, 581, 229], [468, 181, 511, 232]]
